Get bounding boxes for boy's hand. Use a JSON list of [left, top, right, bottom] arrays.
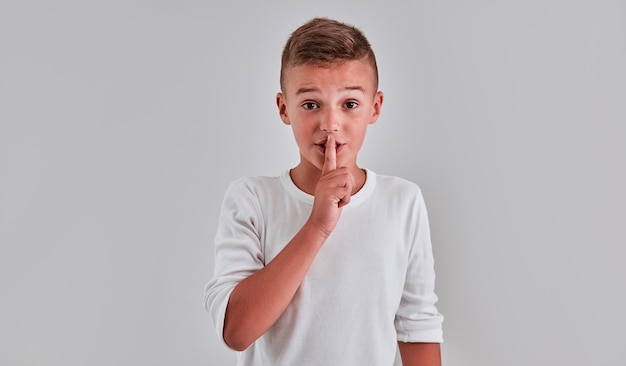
[[309, 135, 354, 237]]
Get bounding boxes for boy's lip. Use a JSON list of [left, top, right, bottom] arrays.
[[315, 138, 344, 146], [315, 139, 344, 154]]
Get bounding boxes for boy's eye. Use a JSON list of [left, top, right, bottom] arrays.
[[302, 102, 319, 110], [345, 101, 359, 109]]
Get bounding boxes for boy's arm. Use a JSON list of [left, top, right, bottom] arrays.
[[395, 187, 443, 364], [223, 221, 328, 351], [223, 135, 353, 351], [398, 342, 441, 366]]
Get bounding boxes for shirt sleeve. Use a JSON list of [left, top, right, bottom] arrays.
[[203, 180, 265, 347], [394, 188, 444, 343]]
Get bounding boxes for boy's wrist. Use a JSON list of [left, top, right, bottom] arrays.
[[302, 219, 333, 242]]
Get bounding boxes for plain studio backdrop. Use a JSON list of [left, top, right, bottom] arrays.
[[1, 1, 625, 365]]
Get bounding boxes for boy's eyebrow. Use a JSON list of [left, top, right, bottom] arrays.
[[295, 87, 319, 95], [295, 86, 366, 95], [344, 86, 366, 93]]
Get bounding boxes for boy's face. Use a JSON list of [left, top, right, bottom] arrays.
[[276, 60, 383, 174]]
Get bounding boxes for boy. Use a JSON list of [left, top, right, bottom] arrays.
[[205, 17, 443, 365]]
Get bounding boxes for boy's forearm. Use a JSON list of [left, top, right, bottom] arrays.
[[223, 221, 329, 351], [398, 342, 441, 366]]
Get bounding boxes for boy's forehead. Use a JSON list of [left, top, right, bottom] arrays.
[[283, 60, 377, 94]]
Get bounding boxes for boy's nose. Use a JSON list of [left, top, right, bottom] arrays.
[[319, 108, 340, 132]]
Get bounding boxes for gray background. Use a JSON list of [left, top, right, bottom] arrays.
[[1, 1, 624, 365]]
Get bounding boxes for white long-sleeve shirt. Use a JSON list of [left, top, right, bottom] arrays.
[[204, 169, 443, 365]]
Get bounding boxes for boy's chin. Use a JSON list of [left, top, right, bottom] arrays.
[[298, 158, 326, 172]]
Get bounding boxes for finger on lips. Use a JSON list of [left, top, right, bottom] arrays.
[[323, 134, 336, 174]]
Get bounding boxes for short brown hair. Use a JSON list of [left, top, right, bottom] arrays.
[[280, 17, 379, 91]]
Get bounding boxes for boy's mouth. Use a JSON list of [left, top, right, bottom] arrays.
[[316, 141, 343, 154]]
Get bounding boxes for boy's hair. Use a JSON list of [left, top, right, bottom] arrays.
[[280, 17, 379, 91]]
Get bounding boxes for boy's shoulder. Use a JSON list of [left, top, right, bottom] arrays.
[[371, 171, 423, 194], [229, 173, 282, 186], [226, 172, 284, 193]]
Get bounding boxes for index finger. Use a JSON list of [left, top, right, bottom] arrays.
[[322, 134, 336, 174]]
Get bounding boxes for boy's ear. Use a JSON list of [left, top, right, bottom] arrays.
[[369, 91, 384, 125], [276, 92, 291, 125]]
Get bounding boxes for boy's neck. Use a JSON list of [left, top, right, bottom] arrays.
[[289, 165, 367, 196]]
